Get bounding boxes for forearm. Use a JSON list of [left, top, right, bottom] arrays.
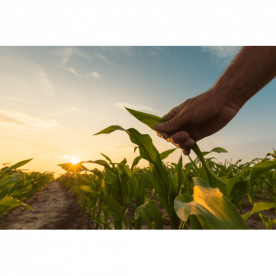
[[211, 46, 276, 111]]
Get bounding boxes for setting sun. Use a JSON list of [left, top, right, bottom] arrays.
[[70, 157, 80, 164]]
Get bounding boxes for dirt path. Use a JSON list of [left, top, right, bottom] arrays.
[[0, 181, 95, 230], [0, 181, 275, 229]]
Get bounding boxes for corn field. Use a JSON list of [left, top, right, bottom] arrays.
[[56, 108, 276, 229], [0, 159, 55, 219]]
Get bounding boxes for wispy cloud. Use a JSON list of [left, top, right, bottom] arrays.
[[47, 107, 78, 117], [33, 63, 55, 95], [0, 109, 59, 130], [55, 47, 92, 65], [97, 54, 113, 66], [201, 46, 241, 59], [68, 67, 84, 79], [113, 102, 158, 112], [89, 71, 100, 79], [52, 47, 100, 80], [101, 45, 133, 56]]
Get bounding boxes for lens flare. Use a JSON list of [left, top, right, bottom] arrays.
[[70, 157, 80, 164]]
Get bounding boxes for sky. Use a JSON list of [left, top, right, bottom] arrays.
[[1, 46, 276, 176]]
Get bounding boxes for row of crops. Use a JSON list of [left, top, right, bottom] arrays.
[[57, 108, 276, 229], [0, 159, 55, 220]]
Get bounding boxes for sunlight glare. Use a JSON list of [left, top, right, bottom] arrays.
[[70, 157, 80, 165]]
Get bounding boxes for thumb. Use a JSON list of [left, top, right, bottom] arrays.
[[155, 114, 183, 133]]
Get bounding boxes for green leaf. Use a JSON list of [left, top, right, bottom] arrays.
[[174, 177, 249, 229], [148, 200, 163, 229], [173, 154, 183, 193], [160, 148, 177, 160], [191, 143, 228, 197], [230, 178, 251, 202], [0, 174, 22, 188], [190, 215, 204, 229], [95, 125, 171, 198], [118, 164, 139, 198], [0, 196, 33, 210], [71, 185, 101, 197], [259, 213, 276, 230], [250, 159, 276, 184], [226, 167, 250, 196], [188, 155, 200, 177], [85, 160, 118, 176], [123, 108, 228, 196], [193, 147, 228, 165], [94, 125, 125, 135], [131, 156, 142, 170], [90, 168, 103, 179], [103, 193, 131, 228], [101, 153, 112, 163], [242, 202, 276, 221], [4, 158, 33, 171], [125, 107, 166, 131]]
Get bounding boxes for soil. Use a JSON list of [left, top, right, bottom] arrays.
[[0, 181, 275, 230], [0, 181, 95, 230]]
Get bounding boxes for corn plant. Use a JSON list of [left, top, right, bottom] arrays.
[[0, 159, 55, 220]]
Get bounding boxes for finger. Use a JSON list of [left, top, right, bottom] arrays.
[[155, 113, 182, 133], [178, 138, 194, 150], [156, 131, 169, 140], [171, 131, 189, 144], [162, 108, 178, 121], [183, 148, 191, 156]]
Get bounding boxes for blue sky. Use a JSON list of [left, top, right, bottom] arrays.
[[1, 46, 276, 174]]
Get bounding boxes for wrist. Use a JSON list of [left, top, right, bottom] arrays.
[[208, 86, 243, 113]]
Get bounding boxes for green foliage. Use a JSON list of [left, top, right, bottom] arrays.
[[0, 159, 55, 220], [56, 108, 276, 230]]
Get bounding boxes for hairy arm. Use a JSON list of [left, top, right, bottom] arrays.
[[213, 46, 276, 111]]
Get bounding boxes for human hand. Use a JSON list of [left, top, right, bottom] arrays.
[[155, 90, 240, 155]]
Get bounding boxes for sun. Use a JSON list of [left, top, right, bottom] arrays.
[[70, 157, 80, 165]]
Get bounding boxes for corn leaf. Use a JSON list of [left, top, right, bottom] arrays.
[[103, 193, 131, 228], [101, 153, 112, 163], [174, 177, 248, 229], [160, 148, 178, 160], [148, 200, 163, 229], [124, 108, 228, 196], [118, 164, 139, 198], [90, 168, 103, 179], [71, 185, 101, 197], [173, 154, 183, 193], [0, 196, 33, 210], [226, 167, 250, 196], [259, 213, 276, 230], [0, 174, 22, 188], [125, 107, 166, 131], [190, 214, 204, 229], [250, 159, 276, 184], [6, 158, 33, 171], [242, 202, 276, 221], [131, 156, 142, 170], [193, 147, 228, 165]]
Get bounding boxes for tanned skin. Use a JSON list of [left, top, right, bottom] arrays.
[[155, 46, 276, 155]]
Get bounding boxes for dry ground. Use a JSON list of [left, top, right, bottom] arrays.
[[0, 180, 275, 230]]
